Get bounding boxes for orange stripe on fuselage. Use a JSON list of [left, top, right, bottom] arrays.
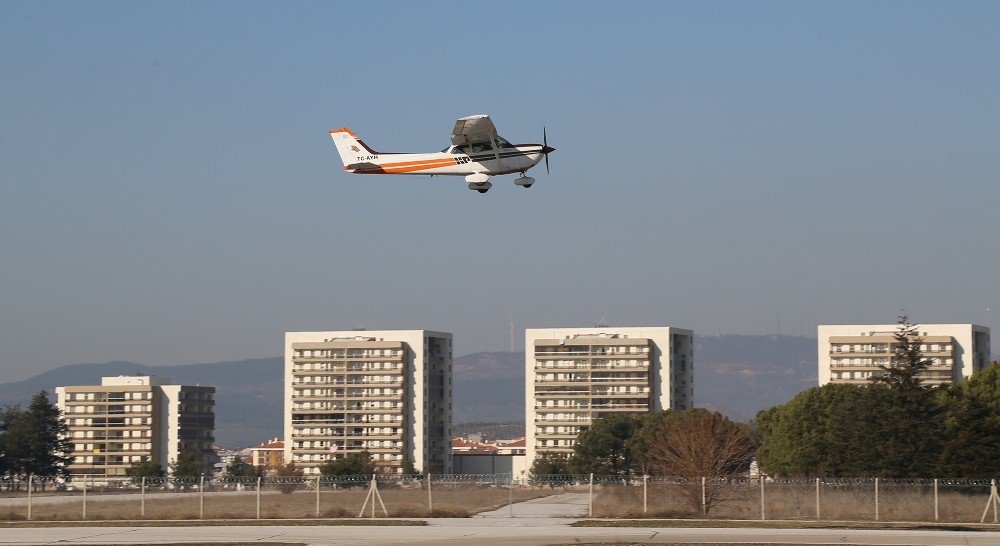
[[380, 158, 457, 173]]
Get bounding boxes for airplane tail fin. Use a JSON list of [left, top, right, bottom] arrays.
[[329, 127, 373, 168]]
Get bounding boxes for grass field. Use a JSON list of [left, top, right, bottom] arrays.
[[592, 483, 997, 523], [0, 486, 551, 521]]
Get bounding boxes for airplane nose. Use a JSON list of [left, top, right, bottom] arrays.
[[542, 146, 555, 154]]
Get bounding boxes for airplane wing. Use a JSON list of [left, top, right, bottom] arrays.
[[451, 114, 498, 145]]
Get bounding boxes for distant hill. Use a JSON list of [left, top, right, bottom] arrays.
[[693, 334, 817, 421], [0, 358, 283, 449], [451, 421, 524, 441], [452, 336, 818, 426], [452, 351, 525, 423], [0, 335, 829, 448]]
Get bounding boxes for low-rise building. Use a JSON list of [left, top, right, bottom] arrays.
[[247, 438, 284, 469]]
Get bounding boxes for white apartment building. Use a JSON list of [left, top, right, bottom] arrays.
[[284, 330, 452, 475], [56, 376, 216, 476], [818, 324, 991, 386], [525, 326, 693, 465]]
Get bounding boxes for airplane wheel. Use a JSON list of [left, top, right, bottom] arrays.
[[522, 184, 533, 189], [477, 189, 488, 194]]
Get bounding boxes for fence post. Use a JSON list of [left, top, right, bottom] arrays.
[[643, 475, 648, 515], [256, 477, 261, 519], [427, 473, 432, 516], [141, 476, 146, 518], [508, 474, 513, 518], [760, 476, 765, 520], [199, 475, 205, 520], [934, 478, 939, 521], [589, 473, 594, 517], [315, 476, 321, 518], [701, 477, 707, 516], [874, 477, 879, 521], [815, 478, 820, 519], [82, 474, 88, 520], [26, 475, 32, 521]]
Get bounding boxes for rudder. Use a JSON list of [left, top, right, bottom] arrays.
[[329, 127, 373, 167]]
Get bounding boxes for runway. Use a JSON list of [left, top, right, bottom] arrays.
[[2, 520, 1000, 545]]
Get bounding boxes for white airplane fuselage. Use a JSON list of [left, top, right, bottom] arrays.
[[331, 129, 550, 175], [329, 121, 554, 193]]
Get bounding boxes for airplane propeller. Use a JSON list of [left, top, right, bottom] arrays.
[[541, 126, 555, 175]]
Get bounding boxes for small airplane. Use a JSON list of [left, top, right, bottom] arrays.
[[329, 115, 554, 193]]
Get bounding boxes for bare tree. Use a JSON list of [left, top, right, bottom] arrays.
[[635, 409, 758, 515]]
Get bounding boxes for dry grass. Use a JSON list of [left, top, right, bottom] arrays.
[[7, 486, 550, 521], [592, 483, 998, 523]]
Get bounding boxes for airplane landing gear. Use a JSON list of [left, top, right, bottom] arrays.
[[515, 175, 535, 189], [466, 173, 491, 194]]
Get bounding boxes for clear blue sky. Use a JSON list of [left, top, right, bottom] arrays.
[[2, 2, 998, 381]]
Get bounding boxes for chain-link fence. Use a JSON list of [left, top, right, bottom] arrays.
[[0, 474, 998, 522]]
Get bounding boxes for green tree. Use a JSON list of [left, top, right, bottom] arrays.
[[937, 362, 1000, 477], [275, 462, 304, 494], [0, 392, 71, 478], [757, 315, 952, 478], [400, 456, 418, 476], [569, 413, 642, 476], [319, 451, 377, 477], [0, 405, 29, 476], [866, 315, 945, 477], [22, 391, 71, 477], [125, 458, 165, 484], [225, 455, 264, 479], [169, 450, 203, 478], [528, 452, 571, 484], [875, 314, 933, 391]]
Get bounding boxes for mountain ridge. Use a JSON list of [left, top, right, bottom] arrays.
[[0, 335, 825, 447]]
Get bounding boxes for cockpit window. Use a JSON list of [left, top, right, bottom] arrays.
[[450, 144, 470, 154], [496, 136, 516, 149], [470, 141, 493, 153]]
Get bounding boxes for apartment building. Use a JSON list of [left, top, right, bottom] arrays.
[[818, 324, 991, 386], [55, 375, 216, 477], [525, 326, 693, 464], [284, 330, 452, 475]]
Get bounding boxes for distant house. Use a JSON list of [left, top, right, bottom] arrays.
[[248, 438, 284, 469], [451, 437, 527, 476], [496, 438, 526, 456]]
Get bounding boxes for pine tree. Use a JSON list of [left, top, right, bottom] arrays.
[[225, 455, 264, 479], [0, 405, 27, 476], [169, 450, 203, 478], [569, 413, 642, 476], [318, 451, 376, 477], [875, 314, 933, 390], [22, 391, 71, 477], [125, 457, 166, 484]]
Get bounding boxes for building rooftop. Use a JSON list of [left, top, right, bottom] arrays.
[[253, 438, 284, 450]]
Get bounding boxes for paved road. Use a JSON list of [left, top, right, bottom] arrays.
[[2, 522, 1000, 545], [475, 492, 589, 518]]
